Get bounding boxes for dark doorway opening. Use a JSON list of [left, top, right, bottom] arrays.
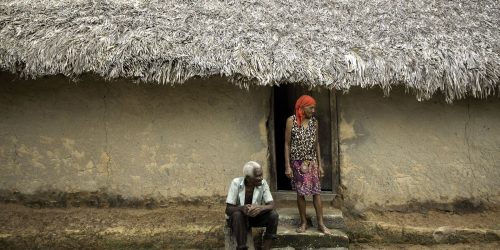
[[272, 85, 335, 191]]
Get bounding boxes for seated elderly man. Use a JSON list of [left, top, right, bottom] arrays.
[[226, 161, 279, 250]]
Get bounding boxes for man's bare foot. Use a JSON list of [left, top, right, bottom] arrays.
[[318, 224, 332, 235], [295, 223, 307, 233]]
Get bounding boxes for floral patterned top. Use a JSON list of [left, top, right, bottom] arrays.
[[290, 115, 318, 161]]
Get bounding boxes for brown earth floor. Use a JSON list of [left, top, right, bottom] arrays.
[[344, 207, 500, 247], [0, 203, 499, 249], [0, 203, 227, 249], [0, 203, 225, 232], [360, 209, 500, 229], [351, 242, 500, 249]]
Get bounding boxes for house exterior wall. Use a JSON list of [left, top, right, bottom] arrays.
[[338, 87, 500, 211], [0, 75, 271, 201], [2, 73, 499, 211]]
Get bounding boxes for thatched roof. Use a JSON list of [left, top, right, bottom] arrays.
[[1, 0, 499, 101]]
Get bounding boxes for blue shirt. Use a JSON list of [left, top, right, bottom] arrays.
[[225, 177, 274, 206]]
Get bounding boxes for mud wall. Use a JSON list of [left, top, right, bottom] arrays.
[[0, 74, 271, 201], [338, 87, 500, 212]]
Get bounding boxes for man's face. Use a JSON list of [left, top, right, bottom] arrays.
[[251, 168, 263, 186]]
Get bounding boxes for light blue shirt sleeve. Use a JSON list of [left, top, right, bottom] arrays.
[[226, 178, 239, 205], [262, 180, 274, 204]]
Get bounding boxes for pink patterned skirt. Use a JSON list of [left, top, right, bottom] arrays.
[[291, 160, 321, 196]]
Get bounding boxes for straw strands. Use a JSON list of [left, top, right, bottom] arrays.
[[0, 0, 499, 101]]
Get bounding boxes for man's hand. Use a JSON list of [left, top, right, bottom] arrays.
[[247, 205, 263, 217], [241, 204, 252, 215]]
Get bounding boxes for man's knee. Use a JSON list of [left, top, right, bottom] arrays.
[[269, 210, 279, 222], [231, 210, 245, 220], [264, 210, 279, 240]]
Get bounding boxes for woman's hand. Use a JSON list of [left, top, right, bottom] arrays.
[[318, 167, 325, 178], [285, 166, 293, 179]]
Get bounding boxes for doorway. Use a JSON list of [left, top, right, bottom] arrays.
[[270, 85, 339, 192]]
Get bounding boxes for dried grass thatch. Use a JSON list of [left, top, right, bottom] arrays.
[[0, 0, 499, 101]]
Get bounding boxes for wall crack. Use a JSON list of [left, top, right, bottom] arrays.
[[103, 82, 111, 183], [464, 101, 477, 195]]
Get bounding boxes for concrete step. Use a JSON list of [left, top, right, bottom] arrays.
[[277, 207, 346, 230], [225, 208, 348, 249], [272, 224, 349, 249], [271, 247, 348, 250]]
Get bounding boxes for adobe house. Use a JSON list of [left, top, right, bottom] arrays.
[[0, 0, 499, 212]]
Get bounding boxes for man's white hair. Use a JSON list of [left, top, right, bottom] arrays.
[[243, 161, 261, 177]]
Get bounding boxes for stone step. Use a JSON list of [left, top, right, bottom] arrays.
[[271, 247, 348, 250], [225, 208, 348, 249], [271, 224, 349, 249], [277, 207, 346, 230]]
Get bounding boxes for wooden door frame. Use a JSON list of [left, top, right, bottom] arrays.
[[330, 89, 341, 194], [267, 87, 341, 196], [267, 87, 278, 191]]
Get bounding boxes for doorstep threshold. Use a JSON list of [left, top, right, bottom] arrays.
[[272, 191, 338, 202]]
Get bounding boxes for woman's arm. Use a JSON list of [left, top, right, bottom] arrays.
[[284, 117, 293, 178]]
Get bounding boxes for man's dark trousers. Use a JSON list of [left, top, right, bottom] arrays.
[[229, 209, 279, 249]]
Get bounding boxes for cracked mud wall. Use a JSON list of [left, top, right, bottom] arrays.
[[0, 74, 271, 200], [338, 87, 500, 211]]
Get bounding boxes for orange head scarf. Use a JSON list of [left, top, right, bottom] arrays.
[[295, 95, 316, 127]]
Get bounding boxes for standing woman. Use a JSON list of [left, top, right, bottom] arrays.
[[284, 95, 331, 234]]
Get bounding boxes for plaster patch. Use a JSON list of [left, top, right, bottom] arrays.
[[31, 160, 46, 169], [46, 151, 55, 158], [17, 144, 30, 155], [141, 144, 161, 171], [411, 164, 426, 172], [83, 161, 94, 173], [138, 123, 154, 137], [394, 174, 418, 195], [64, 229, 82, 234], [39, 136, 55, 144], [0, 233, 11, 239], [258, 117, 268, 144], [339, 153, 359, 177], [96, 152, 111, 175], [158, 154, 177, 172], [31, 147, 44, 159], [15, 145, 46, 169], [71, 150, 85, 160], [339, 113, 356, 141], [251, 148, 269, 177], [190, 152, 201, 162], [62, 138, 76, 151], [100, 226, 127, 235]]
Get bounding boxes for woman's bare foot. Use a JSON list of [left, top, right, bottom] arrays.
[[318, 224, 332, 235], [295, 223, 307, 233]]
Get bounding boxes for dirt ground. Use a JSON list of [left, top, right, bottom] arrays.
[[344, 208, 500, 247], [0, 203, 499, 249], [0, 203, 225, 231], [351, 242, 500, 249], [361, 209, 500, 230], [0, 203, 227, 249]]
